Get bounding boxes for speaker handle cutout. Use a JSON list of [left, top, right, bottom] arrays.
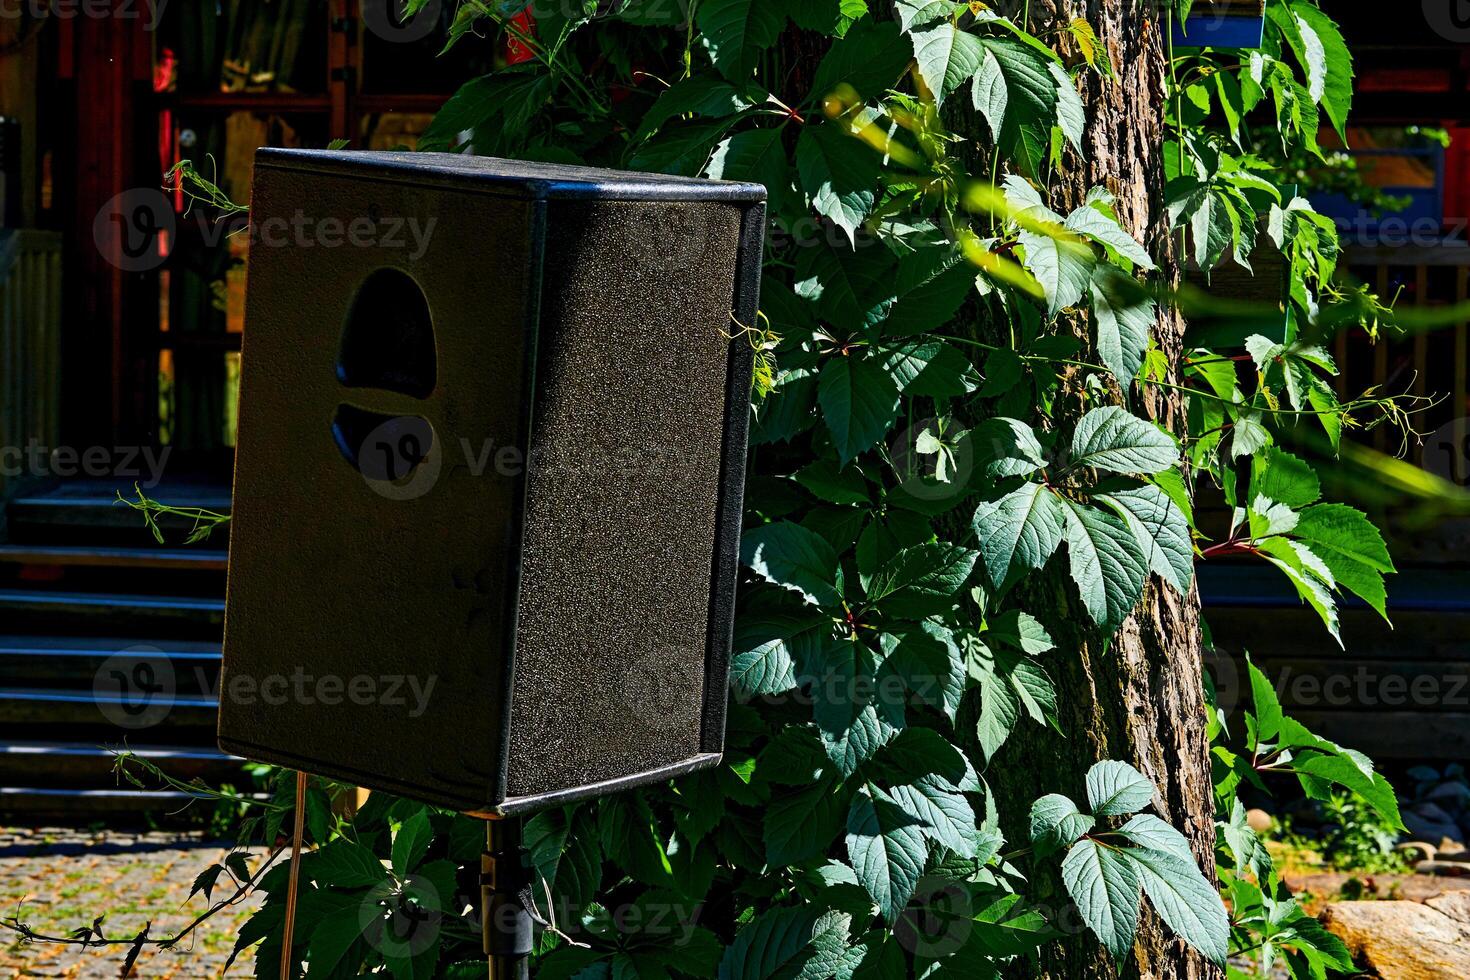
[[332, 403, 436, 483], [337, 267, 438, 399]]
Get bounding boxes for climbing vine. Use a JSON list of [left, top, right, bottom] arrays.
[[5, 2, 1440, 978]]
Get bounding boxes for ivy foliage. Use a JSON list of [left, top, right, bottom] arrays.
[[141, 2, 1415, 978]]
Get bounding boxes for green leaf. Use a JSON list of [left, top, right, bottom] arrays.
[[391, 809, 433, 878], [707, 128, 794, 212], [973, 417, 1046, 480], [766, 772, 847, 866], [875, 340, 977, 397], [1125, 846, 1229, 965], [741, 521, 844, 608], [306, 903, 369, 976], [1098, 484, 1195, 594], [795, 458, 871, 506], [814, 641, 897, 776], [1114, 814, 1194, 863], [717, 906, 827, 980], [631, 115, 741, 175], [1018, 219, 1093, 316], [883, 246, 979, 336], [307, 840, 389, 889], [987, 609, 1054, 655], [524, 806, 601, 915], [1293, 503, 1394, 574], [872, 725, 973, 789], [811, 18, 913, 103], [637, 76, 756, 141], [1050, 62, 1085, 154], [698, 0, 785, 82], [877, 623, 965, 721], [894, 0, 957, 32], [911, 21, 986, 106], [731, 613, 828, 698], [1250, 448, 1321, 509], [797, 123, 882, 244], [972, 482, 1067, 587], [788, 0, 869, 36], [971, 50, 1008, 142], [1066, 203, 1155, 271], [1291, 2, 1353, 142], [1085, 761, 1154, 817], [976, 37, 1059, 177], [890, 776, 979, 858], [1246, 657, 1284, 745], [796, 239, 895, 330], [1061, 840, 1141, 961], [847, 788, 929, 923], [1069, 407, 1178, 475], [1288, 751, 1403, 830], [863, 542, 978, 617], [1261, 551, 1341, 646], [1029, 794, 1094, 856], [418, 72, 549, 152], [189, 865, 223, 903], [1060, 499, 1150, 631], [819, 356, 902, 465]]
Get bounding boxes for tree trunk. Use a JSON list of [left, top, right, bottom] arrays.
[[979, 4, 1222, 979]]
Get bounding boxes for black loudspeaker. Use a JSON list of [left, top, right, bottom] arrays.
[[219, 149, 765, 815]]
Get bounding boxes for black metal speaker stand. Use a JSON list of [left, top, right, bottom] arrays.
[[482, 816, 533, 980]]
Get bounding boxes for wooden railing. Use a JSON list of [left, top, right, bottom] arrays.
[[1343, 243, 1470, 460], [0, 229, 63, 504]]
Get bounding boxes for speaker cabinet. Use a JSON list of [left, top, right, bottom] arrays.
[[219, 149, 765, 815]]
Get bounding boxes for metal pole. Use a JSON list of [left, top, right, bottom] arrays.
[[482, 816, 532, 980]]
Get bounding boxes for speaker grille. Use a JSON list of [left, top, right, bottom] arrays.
[[506, 199, 744, 799]]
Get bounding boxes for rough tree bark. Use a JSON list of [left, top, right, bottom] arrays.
[[979, 4, 1222, 979]]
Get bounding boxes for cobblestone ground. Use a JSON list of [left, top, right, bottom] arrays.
[[0, 827, 264, 979]]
